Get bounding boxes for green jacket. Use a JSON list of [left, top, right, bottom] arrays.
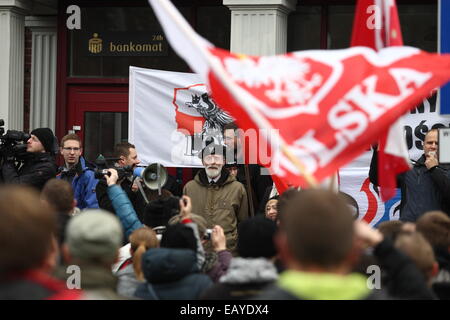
[[183, 169, 249, 251], [55, 264, 128, 300]]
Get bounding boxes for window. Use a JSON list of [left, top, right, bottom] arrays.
[[68, 4, 230, 77], [288, 1, 437, 51]]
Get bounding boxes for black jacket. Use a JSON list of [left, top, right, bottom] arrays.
[[1, 153, 57, 190], [233, 164, 273, 215], [96, 177, 147, 221], [374, 238, 437, 300], [369, 150, 450, 222]]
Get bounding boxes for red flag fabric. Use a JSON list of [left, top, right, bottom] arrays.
[[206, 47, 450, 188], [351, 0, 410, 201], [149, 0, 450, 190]]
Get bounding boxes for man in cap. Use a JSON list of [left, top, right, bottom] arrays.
[[58, 209, 126, 300], [1, 127, 57, 190], [183, 143, 248, 253]]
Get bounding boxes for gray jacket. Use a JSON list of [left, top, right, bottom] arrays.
[[116, 264, 142, 298]]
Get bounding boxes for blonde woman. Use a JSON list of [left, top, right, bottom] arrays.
[[116, 227, 159, 298]]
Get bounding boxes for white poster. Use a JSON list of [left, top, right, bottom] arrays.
[[129, 66, 232, 168]]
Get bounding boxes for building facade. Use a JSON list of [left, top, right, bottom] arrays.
[[0, 0, 438, 168]]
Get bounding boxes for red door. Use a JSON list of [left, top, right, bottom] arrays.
[[67, 85, 129, 163]]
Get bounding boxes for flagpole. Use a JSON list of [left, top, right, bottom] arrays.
[[150, 0, 319, 188], [280, 144, 318, 187]]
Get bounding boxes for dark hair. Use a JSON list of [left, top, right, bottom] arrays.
[[143, 196, 180, 228], [114, 142, 136, 159], [283, 189, 354, 269], [160, 223, 197, 252], [339, 191, 359, 219], [222, 122, 238, 134], [237, 216, 277, 258], [41, 179, 74, 214], [395, 232, 436, 280], [377, 220, 405, 241], [416, 211, 450, 249], [276, 188, 300, 225], [0, 186, 57, 274]]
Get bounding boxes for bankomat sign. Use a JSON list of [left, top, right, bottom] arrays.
[[85, 32, 168, 57]]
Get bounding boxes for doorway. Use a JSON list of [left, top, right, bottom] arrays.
[[66, 86, 129, 164]]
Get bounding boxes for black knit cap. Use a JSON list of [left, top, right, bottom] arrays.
[[143, 196, 180, 228], [30, 127, 55, 153], [160, 223, 197, 252], [237, 215, 277, 258]]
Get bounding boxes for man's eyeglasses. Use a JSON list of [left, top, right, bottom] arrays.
[[63, 147, 81, 152]]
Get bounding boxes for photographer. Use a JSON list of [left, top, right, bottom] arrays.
[[1, 128, 57, 191], [95, 142, 147, 220]]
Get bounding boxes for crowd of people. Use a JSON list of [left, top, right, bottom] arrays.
[[0, 124, 449, 300]]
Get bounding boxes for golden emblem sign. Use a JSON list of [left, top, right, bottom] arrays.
[[89, 33, 102, 54]]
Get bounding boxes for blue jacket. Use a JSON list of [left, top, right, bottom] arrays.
[[107, 184, 143, 239], [135, 248, 212, 300], [57, 157, 99, 210]]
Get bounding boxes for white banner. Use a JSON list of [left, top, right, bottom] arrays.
[[129, 66, 233, 167], [130, 66, 450, 226]]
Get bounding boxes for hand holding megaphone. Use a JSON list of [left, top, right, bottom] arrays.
[[133, 163, 168, 191]]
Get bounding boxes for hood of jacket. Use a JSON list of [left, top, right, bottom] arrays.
[[194, 168, 235, 187], [219, 257, 278, 284], [142, 248, 198, 284]]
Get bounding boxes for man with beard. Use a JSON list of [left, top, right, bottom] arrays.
[[183, 143, 249, 253]]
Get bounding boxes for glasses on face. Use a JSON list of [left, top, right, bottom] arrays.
[[63, 147, 81, 152]]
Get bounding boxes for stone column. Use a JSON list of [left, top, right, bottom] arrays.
[[223, 0, 297, 55], [26, 16, 57, 131], [0, 0, 30, 130]]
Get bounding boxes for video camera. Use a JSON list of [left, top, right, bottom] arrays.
[[93, 154, 134, 180], [0, 119, 31, 161]]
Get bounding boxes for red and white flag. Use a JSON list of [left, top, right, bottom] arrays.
[[351, 0, 410, 201], [148, 0, 450, 191]]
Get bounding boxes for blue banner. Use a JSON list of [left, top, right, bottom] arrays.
[[440, 0, 450, 114]]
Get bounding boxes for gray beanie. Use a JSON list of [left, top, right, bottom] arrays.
[[66, 209, 123, 263]]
